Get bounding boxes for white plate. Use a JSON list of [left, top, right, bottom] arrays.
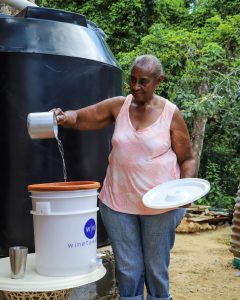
[[142, 178, 210, 209]]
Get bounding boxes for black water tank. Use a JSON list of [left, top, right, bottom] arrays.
[[0, 7, 123, 256]]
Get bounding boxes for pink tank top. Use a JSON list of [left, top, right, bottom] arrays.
[[99, 94, 180, 215]]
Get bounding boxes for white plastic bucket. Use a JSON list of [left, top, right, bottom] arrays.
[[28, 181, 101, 277]]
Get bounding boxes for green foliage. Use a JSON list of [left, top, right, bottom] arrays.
[[197, 162, 236, 209], [187, 0, 240, 27], [155, 0, 189, 25]]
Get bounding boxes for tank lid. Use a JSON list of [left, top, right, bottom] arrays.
[[28, 181, 101, 191], [16, 6, 87, 27]]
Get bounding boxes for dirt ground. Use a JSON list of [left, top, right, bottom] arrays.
[[169, 224, 239, 300]]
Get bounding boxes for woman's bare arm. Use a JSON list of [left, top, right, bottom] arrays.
[[170, 108, 197, 178], [54, 96, 125, 130]]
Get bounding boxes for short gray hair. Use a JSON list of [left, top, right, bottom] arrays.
[[131, 54, 164, 80]]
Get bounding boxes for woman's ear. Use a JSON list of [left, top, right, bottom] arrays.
[[159, 75, 165, 82], [155, 75, 164, 89]]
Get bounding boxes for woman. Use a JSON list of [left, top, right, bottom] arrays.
[[53, 54, 196, 300]]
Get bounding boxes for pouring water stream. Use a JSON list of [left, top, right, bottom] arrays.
[[55, 136, 67, 182]]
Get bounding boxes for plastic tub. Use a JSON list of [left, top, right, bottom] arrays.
[[28, 181, 101, 277]]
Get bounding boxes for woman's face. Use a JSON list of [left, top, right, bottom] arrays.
[[129, 64, 160, 104]]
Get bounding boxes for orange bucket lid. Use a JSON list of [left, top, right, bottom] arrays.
[[28, 181, 101, 191]]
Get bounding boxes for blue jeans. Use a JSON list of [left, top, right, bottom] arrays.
[[99, 202, 185, 300]]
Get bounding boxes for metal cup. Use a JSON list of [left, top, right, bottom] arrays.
[[27, 111, 58, 139], [9, 246, 28, 279]]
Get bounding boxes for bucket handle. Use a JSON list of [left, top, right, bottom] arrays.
[[31, 207, 99, 216]]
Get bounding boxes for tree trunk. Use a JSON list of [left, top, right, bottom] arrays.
[[234, 180, 240, 204], [191, 116, 208, 175], [191, 80, 209, 175], [229, 181, 240, 260]]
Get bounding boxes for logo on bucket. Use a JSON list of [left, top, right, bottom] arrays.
[[84, 218, 96, 239]]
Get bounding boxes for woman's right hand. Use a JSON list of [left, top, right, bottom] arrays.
[[51, 108, 78, 129], [51, 108, 67, 126]]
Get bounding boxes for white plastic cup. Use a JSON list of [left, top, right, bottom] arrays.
[[9, 246, 28, 279], [27, 111, 58, 139]]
